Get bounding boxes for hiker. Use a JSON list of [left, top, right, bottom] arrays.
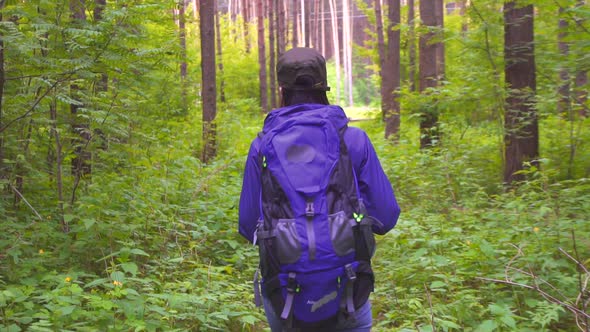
[[238, 47, 400, 332]]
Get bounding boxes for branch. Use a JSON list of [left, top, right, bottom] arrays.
[[9, 182, 43, 221], [477, 277, 590, 320]]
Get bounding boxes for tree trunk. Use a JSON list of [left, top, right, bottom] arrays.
[[276, 0, 286, 56], [342, 0, 353, 106], [200, 0, 217, 163], [575, 0, 587, 117], [408, 0, 416, 91], [384, 0, 401, 140], [557, 7, 570, 116], [292, 0, 299, 48], [419, 0, 440, 148], [257, 0, 269, 113], [503, 2, 538, 184], [320, 0, 325, 56], [375, 0, 386, 110], [0, 8, 5, 180], [268, 0, 277, 109], [70, 0, 91, 180], [215, 0, 226, 102], [329, 0, 341, 103], [303, 0, 311, 47], [50, 98, 68, 232], [178, 0, 188, 112], [243, 0, 251, 52], [435, 0, 445, 80]]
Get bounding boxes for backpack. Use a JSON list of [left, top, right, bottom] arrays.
[[253, 104, 379, 329]]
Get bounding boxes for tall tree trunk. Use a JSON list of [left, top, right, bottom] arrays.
[[575, 0, 587, 117], [0, 7, 5, 180], [178, 0, 189, 112], [276, 0, 286, 56], [313, 0, 320, 49], [384, 0, 401, 140], [557, 6, 570, 116], [375, 0, 386, 111], [342, 0, 353, 106], [215, 0, 226, 102], [292, 0, 299, 48], [303, 0, 311, 47], [257, 0, 269, 113], [243, 0, 251, 52], [50, 98, 68, 232], [329, 0, 341, 103], [408, 0, 416, 91], [503, 2, 538, 184], [268, 0, 277, 109], [435, 0, 445, 80], [320, 0, 325, 55], [200, 0, 217, 163], [419, 0, 440, 148], [70, 0, 91, 180]]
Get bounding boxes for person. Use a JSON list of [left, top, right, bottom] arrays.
[[238, 47, 400, 332]]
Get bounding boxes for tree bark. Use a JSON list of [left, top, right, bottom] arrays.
[[375, 0, 386, 106], [200, 0, 217, 163], [557, 6, 570, 116], [0, 8, 5, 180], [70, 0, 91, 179], [503, 1, 538, 184], [384, 0, 401, 140], [178, 0, 188, 112], [408, 0, 416, 91], [276, 0, 286, 57], [215, 0, 226, 102], [419, 0, 440, 148], [292, 0, 299, 48], [257, 0, 269, 113], [329, 0, 341, 103], [575, 0, 587, 117], [243, 0, 251, 52], [435, 0, 445, 80], [268, 0, 277, 109]]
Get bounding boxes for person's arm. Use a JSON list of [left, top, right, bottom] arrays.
[[345, 128, 400, 235], [238, 139, 262, 243]]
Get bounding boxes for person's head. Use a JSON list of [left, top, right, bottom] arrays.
[[276, 47, 330, 107]]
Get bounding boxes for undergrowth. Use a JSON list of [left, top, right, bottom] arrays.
[[1, 106, 589, 331]]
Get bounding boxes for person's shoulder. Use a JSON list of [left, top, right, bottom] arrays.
[[343, 125, 369, 141]]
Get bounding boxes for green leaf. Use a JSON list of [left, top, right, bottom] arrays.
[[475, 320, 497, 332], [120, 262, 138, 276], [110, 271, 125, 283], [129, 248, 150, 257]]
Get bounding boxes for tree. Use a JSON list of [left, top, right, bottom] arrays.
[[328, 0, 341, 103], [503, 1, 538, 184], [70, 0, 91, 181], [419, 0, 440, 148], [408, 0, 416, 91], [0, 2, 5, 180], [268, 0, 277, 109], [200, 0, 217, 163], [257, 0, 268, 113], [383, 0, 401, 140], [215, 0, 226, 102], [177, 0, 188, 112]]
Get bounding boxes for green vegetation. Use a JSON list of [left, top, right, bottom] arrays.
[[1, 1, 589, 331]]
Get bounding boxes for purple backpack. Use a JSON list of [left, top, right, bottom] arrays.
[[254, 104, 378, 329]]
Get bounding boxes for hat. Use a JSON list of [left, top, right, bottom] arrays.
[[277, 48, 330, 91]]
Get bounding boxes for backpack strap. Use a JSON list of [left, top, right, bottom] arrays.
[[280, 273, 299, 321], [344, 264, 357, 314]]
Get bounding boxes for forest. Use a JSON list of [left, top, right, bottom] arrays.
[[0, 0, 589, 331]]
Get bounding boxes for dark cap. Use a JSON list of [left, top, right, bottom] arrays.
[[277, 47, 330, 91]]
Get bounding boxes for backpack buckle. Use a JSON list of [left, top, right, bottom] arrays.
[[345, 264, 357, 281], [305, 201, 314, 218], [286, 273, 299, 293]]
